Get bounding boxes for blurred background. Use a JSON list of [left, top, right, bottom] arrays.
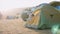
[[0, 0, 60, 17]]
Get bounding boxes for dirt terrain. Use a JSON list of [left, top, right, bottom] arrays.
[[0, 8, 51, 34]]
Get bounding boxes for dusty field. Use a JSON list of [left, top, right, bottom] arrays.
[[0, 8, 51, 34], [0, 18, 51, 34]]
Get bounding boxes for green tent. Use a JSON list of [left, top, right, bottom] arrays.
[[24, 1, 60, 30]]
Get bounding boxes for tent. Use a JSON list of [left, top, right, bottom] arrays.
[[23, 1, 60, 30]]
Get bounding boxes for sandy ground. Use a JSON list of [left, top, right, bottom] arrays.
[[0, 18, 52, 34], [0, 8, 52, 34]]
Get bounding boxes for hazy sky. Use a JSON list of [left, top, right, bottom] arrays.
[[0, 0, 60, 11]]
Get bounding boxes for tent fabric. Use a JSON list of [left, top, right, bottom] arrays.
[[38, 5, 60, 29], [25, 2, 60, 29]]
